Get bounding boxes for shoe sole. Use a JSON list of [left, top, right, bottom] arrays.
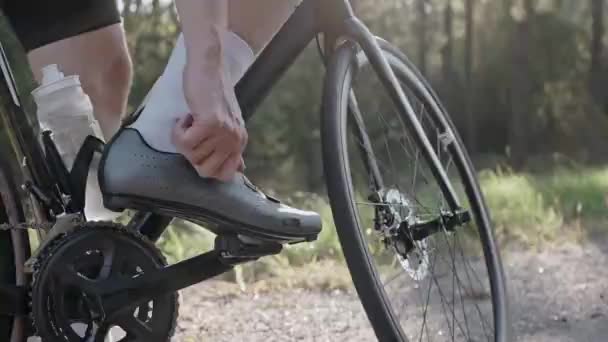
[[103, 193, 320, 244]]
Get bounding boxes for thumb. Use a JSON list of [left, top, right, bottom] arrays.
[[171, 114, 193, 149], [237, 157, 246, 173]]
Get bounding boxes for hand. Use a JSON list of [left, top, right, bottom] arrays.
[[172, 59, 247, 181]]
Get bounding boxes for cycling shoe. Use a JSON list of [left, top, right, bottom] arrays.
[[99, 128, 322, 242]]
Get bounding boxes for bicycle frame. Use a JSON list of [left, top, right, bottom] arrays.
[[0, 0, 461, 235], [238, 0, 461, 208], [0, 0, 464, 325], [0, 44, 55, 218]]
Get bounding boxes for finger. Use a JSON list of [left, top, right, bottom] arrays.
[[216, 154, 241, 182], [173, 114, 194, 137], [240, 131, 248, 153], [237, 157, 246, 173], [172, 116, 215, 151], [179, 113, 195, 128], [172, 116, 195, 151], [188, 136, 222, 165], [195, 150, 231, 179], [173, 123, 206, 152]]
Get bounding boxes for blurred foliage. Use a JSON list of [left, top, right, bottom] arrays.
[[116, 0, 608, 192], [158, 166, 608, 273], [0, 0, 607, 284], [0, 0, 606, 192]]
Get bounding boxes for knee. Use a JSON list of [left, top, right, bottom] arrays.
[[106, 51, 133, 95], [91, 51, 133, 104], [83, 51, 133, 138]]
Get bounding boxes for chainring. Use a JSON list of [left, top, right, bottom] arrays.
[[31, 222, 178, 342]]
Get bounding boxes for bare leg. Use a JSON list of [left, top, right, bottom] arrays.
[[27, 24, 132, 140], [229, 0, 297, 53]]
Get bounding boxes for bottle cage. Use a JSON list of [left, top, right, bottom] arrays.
[[42, 134, 104, 214]]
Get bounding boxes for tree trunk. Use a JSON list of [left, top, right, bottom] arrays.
[[464, 0, 476, 152], [589, 0, 605, 107], [350, 0, 362, 13], [122, 0, 134, 31], [503, 0, 513, 18], [416, 0, 429, 76], [440, 0, 459, 117], [122, 0, 132, 16], [442, 0, 454, 84], [508, 0, 535, 168], [152, 0, 162, 26]]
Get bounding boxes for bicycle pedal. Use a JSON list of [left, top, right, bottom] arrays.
[[215, 234, 282, 264]]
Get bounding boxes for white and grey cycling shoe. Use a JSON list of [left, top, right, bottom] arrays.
[[99, 128, 322, 242]]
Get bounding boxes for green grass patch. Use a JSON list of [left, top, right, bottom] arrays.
[[157, 167, 608, 286], [478, 169, 564, 244], [479, 167, 608, 245]]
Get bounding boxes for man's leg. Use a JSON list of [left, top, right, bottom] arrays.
[[229, 0, 297, 53], [101, 0, 321, 241], [27, 24, 132, 140]]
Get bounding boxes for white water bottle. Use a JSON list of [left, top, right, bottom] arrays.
[[32, 64, 117, 221]]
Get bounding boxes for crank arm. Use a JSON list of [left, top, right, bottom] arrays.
[[96, 235, 282, 318], [97, 249, 232, 318]]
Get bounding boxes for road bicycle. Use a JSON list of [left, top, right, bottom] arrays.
[[0, 0, 509, 341]]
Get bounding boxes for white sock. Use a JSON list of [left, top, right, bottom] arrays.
[[130, 30, 255, 153]]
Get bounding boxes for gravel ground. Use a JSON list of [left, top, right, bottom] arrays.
[[173, 237, 608, 342]]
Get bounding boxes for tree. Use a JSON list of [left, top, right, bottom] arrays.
[[464, 0, 476, 152], [440, 0, 461, 117], [508, 0, 536, 168], [441, 0, 454, 84], [416, 0, 429, 76], [589, 0, 605, 108]]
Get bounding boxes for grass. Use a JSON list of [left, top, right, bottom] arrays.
[[21, 166, 606, 292], [154, 166, 608, 287], [480, 167, 608, 245]]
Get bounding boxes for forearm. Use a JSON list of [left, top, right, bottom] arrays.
[[175, 0, 228, 70]]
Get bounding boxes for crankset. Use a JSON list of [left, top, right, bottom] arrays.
[[30, 222, 283, 342], [31, 223, 178, 341]]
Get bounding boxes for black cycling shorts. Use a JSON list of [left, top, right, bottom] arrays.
[[0, 0, 121, 52]]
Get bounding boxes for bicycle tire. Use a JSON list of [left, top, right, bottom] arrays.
[[0, 156, 29, 342], [321, 39, 509, 341]]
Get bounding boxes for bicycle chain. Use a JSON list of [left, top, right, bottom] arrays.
[[3, 218, 179, 341], [29, 222, 179, 341], [0, 221, 54, 231]]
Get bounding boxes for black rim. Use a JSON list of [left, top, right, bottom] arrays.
[[339, 47, 503, 341]]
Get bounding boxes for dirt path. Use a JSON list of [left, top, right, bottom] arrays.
[[174, 239, 608, 341]]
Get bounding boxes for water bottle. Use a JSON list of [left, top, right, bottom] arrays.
[[31, 64, 117, 221]]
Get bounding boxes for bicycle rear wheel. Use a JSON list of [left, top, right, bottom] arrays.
[[0, 156, 29, 342], [321, 40, 508, 341]]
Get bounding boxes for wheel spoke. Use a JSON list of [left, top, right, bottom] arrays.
[[454, 234, 494, 339], [436, 232, 490, 340], [325, 44, 504, 342], [418, 255, 436, 342]]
